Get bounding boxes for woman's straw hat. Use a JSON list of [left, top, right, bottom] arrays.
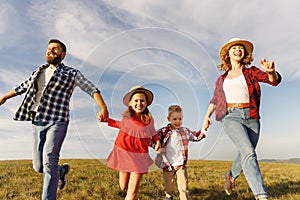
[[220, 38, 254, 57], [123, 86, 153, 106]]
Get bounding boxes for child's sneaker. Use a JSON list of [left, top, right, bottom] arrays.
[[58, 163, 70, 190]]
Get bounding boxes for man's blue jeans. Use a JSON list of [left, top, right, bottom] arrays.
[[223, 108, 268, 199], [32, 121, 69, 200]]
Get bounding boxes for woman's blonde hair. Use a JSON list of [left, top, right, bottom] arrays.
[[219, 45, 254, 71]]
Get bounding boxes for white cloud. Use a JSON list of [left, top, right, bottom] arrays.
[[0, 2, 23, 49], [107, 0, 300, 80], [27, 0, 133, 62], [0, 68, 32, 88], [22, 0, 300, 80]]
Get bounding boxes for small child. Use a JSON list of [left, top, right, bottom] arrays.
[[106, 85, 160, 200], [155, 105, 206, 200]]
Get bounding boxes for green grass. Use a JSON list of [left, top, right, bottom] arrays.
[[0, 159, 299, 199]]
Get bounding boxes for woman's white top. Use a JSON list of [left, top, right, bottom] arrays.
[[223, 74, 249, 103], [31, 67, 56, 111]]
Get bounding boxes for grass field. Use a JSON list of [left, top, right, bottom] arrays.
[[0, 159, 299, 200]]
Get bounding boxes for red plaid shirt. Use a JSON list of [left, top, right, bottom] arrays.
[[155, 124, 201, 170], [210, 66, 282, 121]]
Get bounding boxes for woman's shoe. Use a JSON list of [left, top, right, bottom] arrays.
[[224, 171, 235, 195]]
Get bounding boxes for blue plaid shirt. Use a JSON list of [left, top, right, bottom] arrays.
[[13, 63, 99, 122]]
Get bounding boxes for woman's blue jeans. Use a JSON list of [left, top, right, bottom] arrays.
[[32, 121, 69, 200], [223, 108, 268, 199]]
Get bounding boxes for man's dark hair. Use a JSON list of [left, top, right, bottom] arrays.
[[48, 39, 67, 52]]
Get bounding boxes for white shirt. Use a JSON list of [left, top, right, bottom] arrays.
[[165, 129, 184, 166], [223, 74, 249, 103]]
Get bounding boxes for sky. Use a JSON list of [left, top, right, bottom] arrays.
[[0, 0, 299, 162]]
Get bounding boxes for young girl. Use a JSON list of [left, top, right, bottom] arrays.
[[106, 85, 160, 200]]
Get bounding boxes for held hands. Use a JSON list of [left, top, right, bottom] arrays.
[[259, 58, 275, 74], [96, 108, 109, 122], [93, 93, 109, 122], [196, 128, 208, 141], [195, 116, 213, 141], [202, 117, 212, 130]]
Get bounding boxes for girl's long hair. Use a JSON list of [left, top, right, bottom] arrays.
[[219, 45, 254, 71]]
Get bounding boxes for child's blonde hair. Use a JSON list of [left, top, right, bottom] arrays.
[[168, 105, 182, 117]]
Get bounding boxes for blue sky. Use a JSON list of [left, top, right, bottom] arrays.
[[0, 0, 299, 161]]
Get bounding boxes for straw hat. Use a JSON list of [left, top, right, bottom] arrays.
[[220, 38, 254, 57], [123, 86, 153, 106]]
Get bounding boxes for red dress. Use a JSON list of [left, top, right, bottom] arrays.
[[106, 116, 159, 174]]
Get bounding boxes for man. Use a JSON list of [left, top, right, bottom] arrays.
[[0, 39, 108, 200]]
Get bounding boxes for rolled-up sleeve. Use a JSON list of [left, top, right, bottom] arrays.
[[13, 74, 35, 95], [250, 66, 282, 86], [74, 70, 100, 97]]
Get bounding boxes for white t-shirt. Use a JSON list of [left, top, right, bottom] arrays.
[[223, 74, 249, 103], [31, 67, 56, 111], [166, 129, 184, 166]]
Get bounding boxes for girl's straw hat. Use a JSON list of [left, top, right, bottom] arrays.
[[220, 38, 254, 57], [123, 85, 153, 106]]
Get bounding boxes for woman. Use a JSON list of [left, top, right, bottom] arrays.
[[202, 38, 281, 200]]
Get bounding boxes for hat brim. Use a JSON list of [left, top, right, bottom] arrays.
[[123, 88, 153, 106], [220, 39, 253, 57]]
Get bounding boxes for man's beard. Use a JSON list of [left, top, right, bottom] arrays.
[[46, 53, 62, 65]]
